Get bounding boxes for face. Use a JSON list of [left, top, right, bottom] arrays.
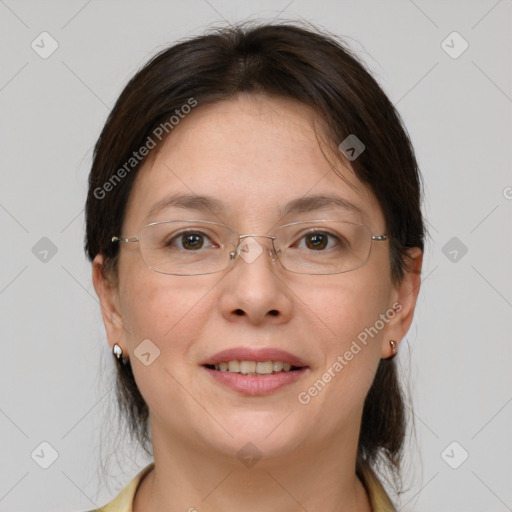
[[94, 93, 420, 464]]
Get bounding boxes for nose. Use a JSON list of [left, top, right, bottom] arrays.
[[231, 234, 277, 265], [219, 235, 293, 325]]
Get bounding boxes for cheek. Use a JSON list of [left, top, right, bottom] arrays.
[[118, 270, 220, 427], [292, 274, 391, 416], [294, 272, 392, 350], [121, 268, 218, 348]]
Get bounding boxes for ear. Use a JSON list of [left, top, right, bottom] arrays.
[[92, 254, 128, 352], [380, 247, 423, 358]]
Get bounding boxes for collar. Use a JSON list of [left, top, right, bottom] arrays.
[[95, 460, 396, 511]]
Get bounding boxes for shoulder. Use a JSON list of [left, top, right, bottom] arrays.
[[85, 462, 155, 512]]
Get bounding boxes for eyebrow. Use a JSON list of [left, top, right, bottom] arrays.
[[145, 192, 366, 221], [145, 193, 224, 221], [278, 193, 366, 219]]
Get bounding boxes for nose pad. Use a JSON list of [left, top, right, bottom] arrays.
[[268, 247, 279, 262]]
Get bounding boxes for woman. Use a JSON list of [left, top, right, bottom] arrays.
[[86, 22, 424, 512]]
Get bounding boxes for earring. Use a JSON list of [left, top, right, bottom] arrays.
[[113, 343, 128, 366], [389, 339, 398, 355]]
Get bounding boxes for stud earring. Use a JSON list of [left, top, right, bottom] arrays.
[[389, 339, 398, 355], [113, 343, 128, 366]]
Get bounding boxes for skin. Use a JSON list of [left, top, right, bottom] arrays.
[[93, 93, 422, 512]]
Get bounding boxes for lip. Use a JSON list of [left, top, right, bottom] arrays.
[[203, 366, 309, 396], [201, 347, 309, 396], [201, 347, 308, 367]]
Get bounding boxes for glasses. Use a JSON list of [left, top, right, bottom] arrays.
[[111, 219, 389, 276]]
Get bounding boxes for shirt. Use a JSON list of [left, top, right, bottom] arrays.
[[88, 461, 396, 511]]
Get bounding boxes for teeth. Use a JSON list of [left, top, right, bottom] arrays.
[[273, 361, 283, 372], [239, 361, 256, 374], [213, 360, 296, 375], [256, 361, 273, 374], [228, 361, 240, 373]]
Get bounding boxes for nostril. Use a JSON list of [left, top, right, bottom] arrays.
[[268, 310, 279, 316], [234, 309, 244, 316]]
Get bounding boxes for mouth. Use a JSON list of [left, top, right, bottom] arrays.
[[201, 347, 309, 396], [204, 360, 302, 375]]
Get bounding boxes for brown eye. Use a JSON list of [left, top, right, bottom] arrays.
[[165, 230, 215, 251], [304, 233, 329, 250], [181, 233, 205, 250]]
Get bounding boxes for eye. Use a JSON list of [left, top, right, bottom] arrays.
[[166, 230, 217, 251], [295, 231, 341, 251]]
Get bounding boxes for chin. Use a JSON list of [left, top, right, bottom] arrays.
[[203, 409, 308, 461]]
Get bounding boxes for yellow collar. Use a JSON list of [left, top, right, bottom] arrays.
[[93, 461, 396, 511]]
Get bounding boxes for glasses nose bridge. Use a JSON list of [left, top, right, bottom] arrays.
[[232, 233, 278, 262], [238, 233, 276, 241]]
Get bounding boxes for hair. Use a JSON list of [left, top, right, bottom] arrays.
[[85, 21, 424, 495]]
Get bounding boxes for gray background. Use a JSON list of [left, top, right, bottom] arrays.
[[1, 1, 511, 511]]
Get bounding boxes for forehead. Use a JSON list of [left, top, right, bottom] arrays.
[[123, 94, 384, 231]]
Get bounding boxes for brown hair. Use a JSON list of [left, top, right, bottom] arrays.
[[86, 21, 424, 492]]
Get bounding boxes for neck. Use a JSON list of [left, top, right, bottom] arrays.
[[133, 421, 372, 512]]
